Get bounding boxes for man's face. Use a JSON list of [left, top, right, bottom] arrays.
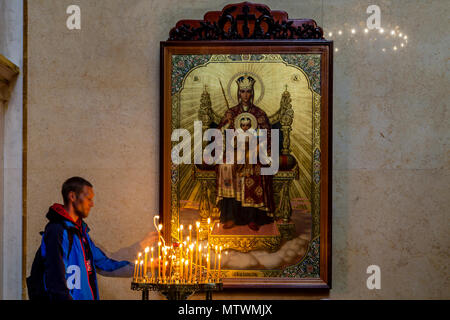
[[72, 186, 94, 219], [239, 89, 252, 104]]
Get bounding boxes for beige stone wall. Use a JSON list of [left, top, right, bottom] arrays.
[[26, 0, 449, 299]]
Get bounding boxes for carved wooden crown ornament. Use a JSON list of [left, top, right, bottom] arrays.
[[168, 2, 324, 41]]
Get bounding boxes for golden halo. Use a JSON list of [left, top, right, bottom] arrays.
[[226, 71, 265, 106], [234, 112, 258, 131]]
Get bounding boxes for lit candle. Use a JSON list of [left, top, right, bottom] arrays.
[[139, 260, 144, 279], [198, 244, 202, 282], [164, 261, 168, 283], [144, 247, 149, 278], [180, 225, 184, 244], [206, 254, 210, 282], [181, 258, 184, 281], [218, 246, 222, 281], [207, 218, 211, 239], [150, 247, 154, 279], [185, 248, 189, 281], [180, 243, 183, 261], [195, 222, 200, 281], [207, 244, 211, 280], [133, 260, 138, 280], [163, 247, 167, 281], [158, 241, 161, 279], [158, 223, 163, 247], [218, 254, 221, 281], [196, 221, 200, 242], [150, 258, 154, 281], [189, 244, 194, 282], [189, 225, 192, 245], [214, 245, 218, 274], [137, 252, 142, 278], [185, 260, 189, 283], [154, 215, 162, 241], [169, 255, 175, 283]]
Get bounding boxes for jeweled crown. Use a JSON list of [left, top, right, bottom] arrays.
[[236, 75, 256, 90]]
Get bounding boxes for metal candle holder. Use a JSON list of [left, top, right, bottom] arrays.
[[131, 280, 223, 300], [131, 216, 224, 300]]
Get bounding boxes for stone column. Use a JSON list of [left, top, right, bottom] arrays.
[[0, 0, 23, 300]]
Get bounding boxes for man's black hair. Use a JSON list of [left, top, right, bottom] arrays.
[[61, 177, 93, 204]]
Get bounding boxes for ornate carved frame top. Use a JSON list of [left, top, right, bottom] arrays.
[[169, 2, 323, 41]]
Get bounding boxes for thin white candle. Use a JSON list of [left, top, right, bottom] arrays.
[[144, 247, 149, 278]]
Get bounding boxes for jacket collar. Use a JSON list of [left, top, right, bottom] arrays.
[[47, 203, 89, 232]]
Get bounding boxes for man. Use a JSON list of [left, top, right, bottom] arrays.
[[37, 177, 130, 300]]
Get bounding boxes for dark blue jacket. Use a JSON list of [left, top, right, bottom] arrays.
[[41, 204, 130, 300]]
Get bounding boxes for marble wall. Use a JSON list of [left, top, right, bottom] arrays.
[[25, 0, 449, 299]]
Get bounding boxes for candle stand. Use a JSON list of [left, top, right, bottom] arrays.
[[131, 281, 223, 300], [132, 216, 225, 300]]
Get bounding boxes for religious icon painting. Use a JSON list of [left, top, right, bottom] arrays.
[[160, 3, 332, 288]]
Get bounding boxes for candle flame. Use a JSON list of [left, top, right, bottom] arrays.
[[158, 224, 163, 231], [140, 260, 143, 265], [158, 241, 161, 246], [151, 247, 154, 252], [138, 252, 142, 257], [196, 221, 200, 228], [189, 225, 192, 230], [180, 225, 184, 230], [135, 260, 138, 264], [207, 218, 211, 224], [145, 247, 149, 253]]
